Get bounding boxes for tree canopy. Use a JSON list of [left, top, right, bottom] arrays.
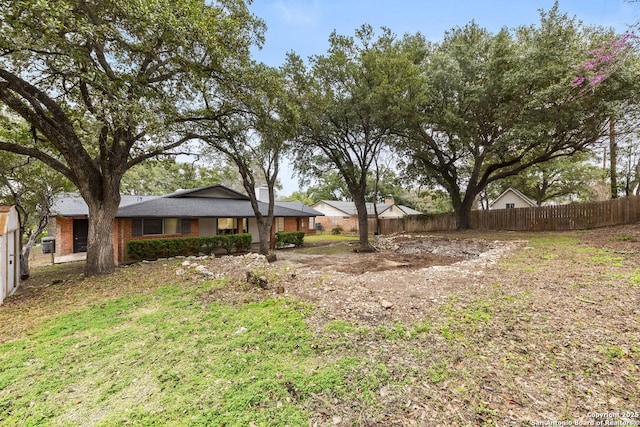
[[0, 0, 264, 274], [396, 6, 639, 227], [190, 63, 298, 255], [287, 25, 421, 249]]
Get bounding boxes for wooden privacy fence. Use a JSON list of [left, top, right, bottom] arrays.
[[379, 195, 640, 234]]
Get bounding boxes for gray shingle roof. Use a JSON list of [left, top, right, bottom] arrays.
[[274, 201, 324, 217], [398, 205, 423, 215], [50, 186, 322, 218], [117, 197, 319, 218], [51, 193, 159, 216]]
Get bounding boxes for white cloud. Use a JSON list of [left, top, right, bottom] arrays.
[[272, 0, 321, 26]]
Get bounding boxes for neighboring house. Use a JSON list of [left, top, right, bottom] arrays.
[[0, 205, 20, 304], [489, 187, 537, 210], [311, 197, 422, 232], [49, 185, 323, 264]]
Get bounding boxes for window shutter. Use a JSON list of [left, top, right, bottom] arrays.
[[181, 218, 191, 234], [132, 219, 143, 236]]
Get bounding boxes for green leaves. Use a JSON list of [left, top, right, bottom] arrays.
[[397, 5, 636, 227]]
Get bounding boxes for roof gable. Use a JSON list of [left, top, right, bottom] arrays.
[[489, 187, 536, 208], [166, 185, 248, 200]]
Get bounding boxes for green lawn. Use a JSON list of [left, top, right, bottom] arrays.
[[0, 279, 380, 426]]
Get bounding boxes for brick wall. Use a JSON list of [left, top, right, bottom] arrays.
[[114, 218, 199, 263], [315, 215, 360, 233], [54, 217, 75, 256], [283, 217, 298, 232]]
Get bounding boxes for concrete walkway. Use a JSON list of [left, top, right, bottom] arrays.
[[53, 252, 87, 264]]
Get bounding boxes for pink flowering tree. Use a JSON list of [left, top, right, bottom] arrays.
[[573, 30, 640, 198], [572, 31, 637, 91]]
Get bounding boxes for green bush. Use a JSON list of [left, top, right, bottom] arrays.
[[331, 226, 343, 235], [126, 233, 253, 260], [275, 231, 305, 248]]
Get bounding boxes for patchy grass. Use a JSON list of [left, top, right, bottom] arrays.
[[0, 279, 388, 426], [1, 225, 639, 425], [303, 234, 359, 245]]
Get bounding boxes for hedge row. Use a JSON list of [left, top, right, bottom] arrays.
[[126, 234, 252, 260], [275, 231, 305, 248]]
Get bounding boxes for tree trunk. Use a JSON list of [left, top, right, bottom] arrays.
[[455, 195, 476, 230], [20, 228, 38, 279], [256, 216, 273, 256], [19, 212, 49, 279], [84, 194, 120, 276], [610, 118, 618, 199], [352, 191, 372, 250]]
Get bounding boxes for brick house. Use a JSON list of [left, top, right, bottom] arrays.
[[311, 197, 422, 232], [49, 185, 323, 264]]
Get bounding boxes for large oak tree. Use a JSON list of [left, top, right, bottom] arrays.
[[0, 0, 263, 275], [398, 6, 638, 228]]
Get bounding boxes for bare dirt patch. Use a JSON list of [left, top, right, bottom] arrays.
[[273, 235, 524, 326]]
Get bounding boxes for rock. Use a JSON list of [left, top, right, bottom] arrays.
[[194, 265, 207, 273], [234, 326, 247, 334], [175, 268, 185, 276], [381, 300, 393, 309], [246, 271, 256, 286], [181, 260, 191, 267], [265, 253, 277, 263], [258, 276, 268, 289], [332, 416, 342, 425], [276, 285, 284, 294]]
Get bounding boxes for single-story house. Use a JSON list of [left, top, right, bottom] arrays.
[[311, 196, 422, 232], [49, 185, 323, 264], [489, 187, 537, 210], [1, 205, 20, 304]]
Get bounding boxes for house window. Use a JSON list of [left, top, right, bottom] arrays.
[[342, 216, 350, 220], [132, 218, 189, 236], [276, 217, 285, 232], [164, 218, 180, 235], [217, 218, 237, 234], [143, 218, 163, 235], [505, 203, 515, 209], [217, 218, 247, 234]]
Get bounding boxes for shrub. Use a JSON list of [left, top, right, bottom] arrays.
[[275, 231, 305, 248], [331, 226, 343, 235], [126, 233, 253, 260]]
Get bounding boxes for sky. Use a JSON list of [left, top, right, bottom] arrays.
[[245, 0, 638, 195]]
